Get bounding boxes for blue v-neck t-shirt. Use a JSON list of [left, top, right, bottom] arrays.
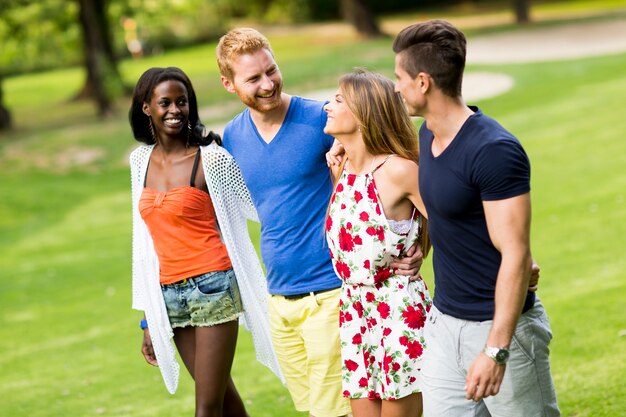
[[223, 96, 341, 295]]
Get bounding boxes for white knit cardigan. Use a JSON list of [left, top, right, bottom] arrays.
[[130, 143, 283, 394]]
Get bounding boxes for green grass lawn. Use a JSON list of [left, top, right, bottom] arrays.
[[1, 4, 625, 417]]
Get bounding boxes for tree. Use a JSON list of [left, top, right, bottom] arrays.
[[76, 0, 125, 116], [513, 0, 531, 24], [340, 0, 383, 38], [0, 76, 11, 131]]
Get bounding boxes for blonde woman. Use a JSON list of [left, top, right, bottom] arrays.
[[324, 69, 431, 417]]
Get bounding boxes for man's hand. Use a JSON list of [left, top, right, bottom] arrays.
[[326, 140, 345, 167], [465, 353, 506, 402], [141, 329, 158, 366], [391, 242, 423, 281], [528, 260, 540, 292]]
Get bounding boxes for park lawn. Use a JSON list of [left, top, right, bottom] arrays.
[[1, 9, 625, 417]]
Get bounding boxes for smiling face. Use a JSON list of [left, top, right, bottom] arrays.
[[323, 88, 359, 138], [222, 48, 283, 113], [142, 79, 189, 141]]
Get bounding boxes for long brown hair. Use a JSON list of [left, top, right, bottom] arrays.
[[339, 68, 430, 256]]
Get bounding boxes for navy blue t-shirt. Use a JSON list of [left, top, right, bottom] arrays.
[[419, 107, 535, 321], [223, 96, 341, 295]]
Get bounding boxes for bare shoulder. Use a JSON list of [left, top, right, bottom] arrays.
[[382, 155, 418, 181]]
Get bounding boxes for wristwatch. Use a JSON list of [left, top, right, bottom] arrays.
[[483, 345, 510, 365]]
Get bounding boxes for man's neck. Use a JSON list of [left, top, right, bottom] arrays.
[[249, 93, 291, 126], [424, 96, 474, 157], [249, 93, 292, 144]]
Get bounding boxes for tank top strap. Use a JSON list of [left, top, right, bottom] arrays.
[[143, 158, 151, 187], [371, 154, 397, 173], [189, 148, 202, 187]]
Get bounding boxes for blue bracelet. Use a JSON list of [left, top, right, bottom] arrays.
[[140, 319, 148, 330]]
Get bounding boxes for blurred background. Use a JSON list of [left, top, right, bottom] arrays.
[[1, 0, 625, 416]]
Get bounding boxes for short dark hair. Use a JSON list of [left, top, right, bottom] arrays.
[[128, 67, 220, 146], [392, 20, 466, 98]]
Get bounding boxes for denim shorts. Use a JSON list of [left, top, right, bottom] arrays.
[[161, 269, 243, 329]]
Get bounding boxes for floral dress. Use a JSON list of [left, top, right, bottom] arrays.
[[325, 156, 432, 401]]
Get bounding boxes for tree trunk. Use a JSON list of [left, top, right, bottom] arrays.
[[340, 0, 383, 38], [76, 0, 124, 116], [0, 76, 12, 131], [513, 0, 531, 24]]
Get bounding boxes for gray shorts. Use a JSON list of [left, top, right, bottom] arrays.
[[161, 269, 243, 328], [421, 298, 560, 417]]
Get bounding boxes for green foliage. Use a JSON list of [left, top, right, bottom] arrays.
[[1, 4, 625, 416]]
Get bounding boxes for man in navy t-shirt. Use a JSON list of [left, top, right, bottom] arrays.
[[392, 20, 560, 416], [215, 28, 422, 417]]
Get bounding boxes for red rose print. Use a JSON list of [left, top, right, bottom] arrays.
[[360, 326, 366, 334], [325, 215, 333, 231], [359, 211, 369, 221], [341, 203, 346, 209], [353, 301, 364, 318], [375, 203, 381, 215], [335, 261, 351, 279], [347, 174, 356, 186], [399, 336, 409, 346], [344, 359, 359, 372], [366, 226, 377, 236], [344, 312, 353, 322], [402, 305, 426, 329], [352, 333, 362, 345], [354, 235, 363, 245], [392, 362, 401, 372], [336, 183, 344, 192], [346, 222, 352, 230], [367, 181, 377, 202], [359, 377, 368, 387], [373, 267, 392, 283], [343, 390, 350, 397], [377, 302, 390, 319], [365, 292, 375, 302], [383, 355, 393, 372], [376, 226, 385, 242], [363, 260, 370, 269], [354, 190, 363, 203], [338, 227, 355, 252], [405, 340, 423, 359], [383, 327, 392, 337], [409, 376, 416, 384]]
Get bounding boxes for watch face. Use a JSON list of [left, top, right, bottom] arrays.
[[495, 349, 509, 364]]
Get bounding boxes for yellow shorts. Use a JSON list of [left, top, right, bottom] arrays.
[[268, 288, 351, 417]]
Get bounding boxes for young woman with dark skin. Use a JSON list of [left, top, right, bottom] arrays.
[[129, 67, 254, 417]]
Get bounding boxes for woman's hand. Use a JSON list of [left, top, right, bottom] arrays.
[[141, 329, 158, 366], [326, 140, 345, 167]]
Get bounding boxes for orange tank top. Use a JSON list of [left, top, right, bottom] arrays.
[[139, 149, 232, 284]]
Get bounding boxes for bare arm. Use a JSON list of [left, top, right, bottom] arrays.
[[465, 193, 532, 401], [140, 316, 158, 367], [380, 158, 427, 277]]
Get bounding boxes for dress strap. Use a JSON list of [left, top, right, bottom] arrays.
[[189, 148, 202, 187], [371, 154, 396, 173]]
